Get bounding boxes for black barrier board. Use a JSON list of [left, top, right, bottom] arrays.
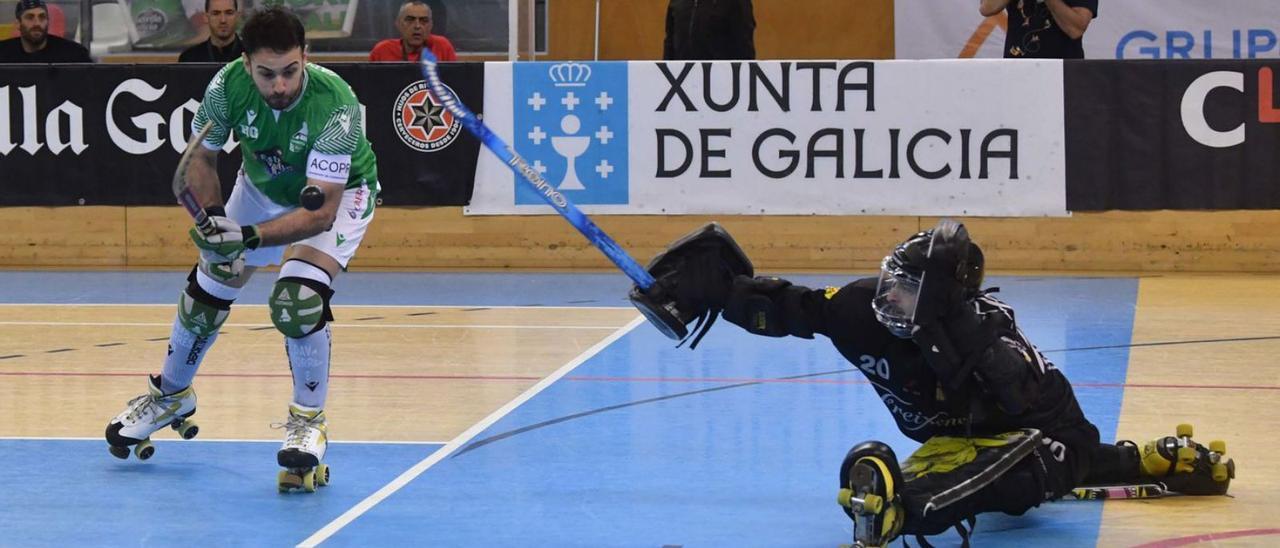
[[1066, 59, 1280, 211], [0, 62, 482, 206]]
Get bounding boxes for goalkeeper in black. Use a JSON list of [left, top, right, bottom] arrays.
[[634, 220, 1235, 547]]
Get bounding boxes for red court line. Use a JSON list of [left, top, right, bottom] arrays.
[[1, 370, 1278, 392], [1133, 528, 1280, 547]]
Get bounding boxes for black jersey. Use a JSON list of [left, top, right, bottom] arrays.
[[793, 277, 1098, 451]]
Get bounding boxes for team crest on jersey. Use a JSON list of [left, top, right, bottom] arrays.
[[290, 122, 309, 153], [239, 109, 260, 140], [254, 148, 295, 179], [393, 80, 462, 153]]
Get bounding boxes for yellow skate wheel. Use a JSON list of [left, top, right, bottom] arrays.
[[315, 464, 330, 487], [173, 419, 199, 440], [302, 470, 317, 493], [108, 445, 130, 460], [1177, 446, 1197, 465], [134, 439, 154, 461], [1176, 423, 1193, 438], [837, 488, 852, 508], [1212, 463, 1230, 482], [277, 470, 293, 492], [861, 494, 884, 514], [1209, 440, 1226, 455]]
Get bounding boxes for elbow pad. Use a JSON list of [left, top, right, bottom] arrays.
[[722, 276, 815, 339]]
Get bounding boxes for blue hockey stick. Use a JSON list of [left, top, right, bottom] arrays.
[[418, 54, 688, 340]]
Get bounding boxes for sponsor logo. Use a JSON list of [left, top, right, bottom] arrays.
[[514, 62, 629, 205], [347, 184, 367, 219], [1181, 66, 1280, 148], [134, 9, 168, 39], [289, 121, 309, 153], [336, 233, 347, 246], [393, 80, 462, 152], [1117, 29, 1280, 59], [186, 335, 208, 366], [878, 388, 967, 432], [310, 158, 350, 174], [255, 148, 295, 178]]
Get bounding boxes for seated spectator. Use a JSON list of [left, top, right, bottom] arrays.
[[0, 0, 91, 63], [178, 0, 243, 63], [369, 0, 456, 62], [664, 0, 756, 60]]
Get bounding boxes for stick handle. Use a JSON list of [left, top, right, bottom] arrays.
[[418, 54, 655, 290]]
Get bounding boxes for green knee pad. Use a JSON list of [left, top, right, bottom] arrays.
[[270, 277, 334, 338], [178, 288, 231, 337]]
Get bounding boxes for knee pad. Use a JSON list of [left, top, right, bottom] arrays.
[[269, 277, 334, 338], [178, 268, 233, 337]]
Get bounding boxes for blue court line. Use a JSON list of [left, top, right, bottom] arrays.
[[0, 271, 872, 307], [0, 440, 441, 547], [319, 277, 1138, 547]]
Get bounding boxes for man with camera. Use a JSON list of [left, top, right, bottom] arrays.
[[980, 0, 1097, 59]]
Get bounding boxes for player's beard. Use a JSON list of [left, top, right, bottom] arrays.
[[20, 24, 47, 49], [265, 82, 303, 110]]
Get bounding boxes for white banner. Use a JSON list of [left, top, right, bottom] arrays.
[[468, 60, 1066, 216], [895, 0, 1280, 60]]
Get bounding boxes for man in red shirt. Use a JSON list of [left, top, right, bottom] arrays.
[[369, 1, 456, 62]]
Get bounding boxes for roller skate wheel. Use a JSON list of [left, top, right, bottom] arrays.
[[1209, 440, 1226, 455], [861, 494, 884, 514], [134, 439, 154, 461], [1176, 423, 1193, 438], [108, 445, 130, 460], [277, 470, 292, 492], [316, 463, 330, 487], [1177, 446, 1197, 465], [1212, 463, 1230, 483], [172, 419, 199, 440], [834, 489, 855, 507], [302, 470, 317, 493]]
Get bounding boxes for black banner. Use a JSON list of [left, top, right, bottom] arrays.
[[1066, 59, 1280, 211], [0, 62, 483, 206]]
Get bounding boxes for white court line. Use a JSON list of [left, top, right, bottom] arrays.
[[0, 436, 448, 445], [0, 321, 618, 330], [297, 315, 645, 548], [0, 303, 632, 310]]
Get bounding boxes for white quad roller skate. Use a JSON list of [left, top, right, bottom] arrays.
[[105, 375, 199, 460], [275, 403, 331, 493]]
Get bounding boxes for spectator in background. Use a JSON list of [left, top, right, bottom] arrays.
[[664, 0, 755, 60], [0, 0, 91, 62], [980, 0, 1097, 59], [178, 0, 242, 63], [369, 1, 456, 62]]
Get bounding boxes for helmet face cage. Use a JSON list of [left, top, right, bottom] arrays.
[[872, 255, 922, 339]]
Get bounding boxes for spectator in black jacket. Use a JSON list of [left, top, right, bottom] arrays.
[[178, 0, 244, 63], [0, 0, 91, 63], [663, 0, 755, 60]]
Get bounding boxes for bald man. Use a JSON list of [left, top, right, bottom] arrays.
[[369, 0, 456, 62]]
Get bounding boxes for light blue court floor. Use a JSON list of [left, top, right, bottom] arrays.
[[0, 271, 1137, 547]]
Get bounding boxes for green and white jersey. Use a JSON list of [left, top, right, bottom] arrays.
[[192, 58, 380, 210]]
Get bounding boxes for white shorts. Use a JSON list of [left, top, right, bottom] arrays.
[[224, 173, 376, 270]]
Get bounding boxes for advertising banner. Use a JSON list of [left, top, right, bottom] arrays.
[[895, 0, 1280, 60], [0, 63, 482, 206], [469, 60, 1067, 216]]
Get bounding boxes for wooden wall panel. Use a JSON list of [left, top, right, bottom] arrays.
[[9, 206, 1278, 274], [548, 0, 894, 61], [0, 207, 126, 267]]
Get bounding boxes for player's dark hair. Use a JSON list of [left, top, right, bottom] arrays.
[[204, 0, 238, 12], [241, 6, 305, 55]]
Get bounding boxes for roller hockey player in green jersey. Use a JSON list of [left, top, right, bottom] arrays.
[[633, 220, 1236, 546], [106, 6, 379, 493]]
